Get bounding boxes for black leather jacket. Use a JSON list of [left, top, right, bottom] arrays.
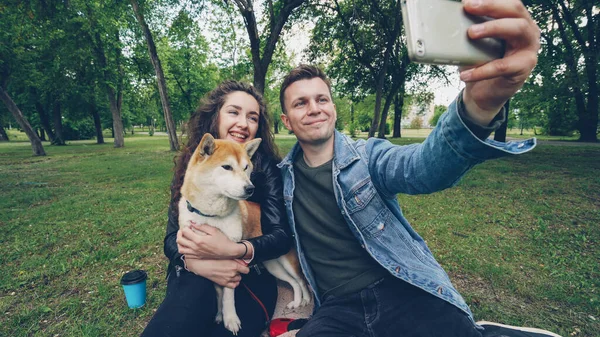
[[163, 155, 292, 277]]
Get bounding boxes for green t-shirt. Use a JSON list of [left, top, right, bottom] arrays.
[[292, 152, 389, 300]]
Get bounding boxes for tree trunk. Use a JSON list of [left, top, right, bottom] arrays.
[[378, 81, 403, 138], [368, 70, 387, 138], [90, 100, 104, 144], [550, 4, 598, 142], [0, 87, 46, 155], [52, 101, 66, 145], [86, 6, 125, 148], [494, 100, 509, 142], [130, 0, 179, 151], [393, 92, 404, 138], [274, 117, 279, 134], [34, 101, 57, 143], [367, 1, 401, 138], [105, 87, 124, 147], [38, 128, 46, 141], [578, 52, 598, 142], [520, 123, 524, 136], [0, 123, 9, 141], [233, 0, 306, 95], [377, 92, 393, 138]]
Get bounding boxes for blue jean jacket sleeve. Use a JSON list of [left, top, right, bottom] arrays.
[[366, 95, 536, 198]]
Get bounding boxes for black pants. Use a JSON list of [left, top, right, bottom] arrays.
[[141, 267, 277, 337], [297, 277, 482, 337]]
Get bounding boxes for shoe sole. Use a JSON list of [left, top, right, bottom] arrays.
[[477, 321, 563, 337]]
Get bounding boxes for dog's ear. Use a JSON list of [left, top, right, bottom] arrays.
[[198, 133, 216, 157], [244, 138, 262, 159]]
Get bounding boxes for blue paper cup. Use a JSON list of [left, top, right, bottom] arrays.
[[120, 270, 147, 309]]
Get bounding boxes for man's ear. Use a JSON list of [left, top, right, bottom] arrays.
[[280, 113, 292, 132], [244, 138, 262, 158], [198, 133, 215, 157]]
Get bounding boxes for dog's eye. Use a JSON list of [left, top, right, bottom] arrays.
[[244, 165, 248, 171], [222, 165, 233, 171]]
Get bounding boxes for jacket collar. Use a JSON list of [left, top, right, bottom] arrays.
[[278, 129, 360, 170]]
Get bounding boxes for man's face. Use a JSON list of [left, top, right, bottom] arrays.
[[281, 78, 336, 146]]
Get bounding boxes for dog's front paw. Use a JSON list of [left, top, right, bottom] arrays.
[[223, 313, 241, 335]]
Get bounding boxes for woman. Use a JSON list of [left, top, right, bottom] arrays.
[[142, 81, 292, 337]]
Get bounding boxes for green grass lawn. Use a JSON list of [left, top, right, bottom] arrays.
[[1, 135, 598, 336]]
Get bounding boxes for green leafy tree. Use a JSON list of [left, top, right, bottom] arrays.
[[130, 0, 179, 151], [523, 0, 599, 141], [308, 0, 402, 138], [307, 0, 449, 139], [430, 104, 447, 127], [83, 1, 128, 147], [0, 1, 46, 155], [225, 0, 307, 94]]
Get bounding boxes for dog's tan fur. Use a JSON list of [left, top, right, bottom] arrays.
[[241, 201, 304, 292], [179, 134, 311, 335]]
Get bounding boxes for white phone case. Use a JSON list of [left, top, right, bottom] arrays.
[[401, 0, 504, 66]]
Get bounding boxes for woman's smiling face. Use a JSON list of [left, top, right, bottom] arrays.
[[217, 91, 261, 143]]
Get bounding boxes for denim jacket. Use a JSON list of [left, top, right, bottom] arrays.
[[278, 96, 536, 323]]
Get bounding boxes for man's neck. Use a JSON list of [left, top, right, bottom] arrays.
[[299, 136, 335, 167]]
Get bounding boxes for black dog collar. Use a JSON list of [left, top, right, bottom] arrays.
[[186, 200, 217, 218]]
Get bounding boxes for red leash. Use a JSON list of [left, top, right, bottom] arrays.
[[241, 282, 270, 324]]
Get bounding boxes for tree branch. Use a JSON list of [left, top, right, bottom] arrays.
[[557, 0, 586, 49], [260, 0, 305, 72], [332, 0, 376, 75]]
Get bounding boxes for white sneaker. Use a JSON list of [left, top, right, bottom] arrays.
[[478, 321, 563, 337]]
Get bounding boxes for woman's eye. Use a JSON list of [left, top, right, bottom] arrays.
[[229, 110, 238, 115], [249, 117, 259, 123], [222, 165, 233, 171]]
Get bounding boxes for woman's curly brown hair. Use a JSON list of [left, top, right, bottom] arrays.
[[171, 81, 280, 202]]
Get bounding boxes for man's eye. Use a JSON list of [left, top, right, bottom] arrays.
[[295, 101, 305, 107], [222, 165, 233, 171]]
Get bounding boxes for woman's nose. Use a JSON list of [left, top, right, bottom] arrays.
[[235, 115, 248, 129]]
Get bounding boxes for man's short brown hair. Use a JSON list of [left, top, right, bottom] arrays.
[[279, 64, 332, 114]]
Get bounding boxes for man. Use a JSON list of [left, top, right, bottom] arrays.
[[277, 1, 561, 336]]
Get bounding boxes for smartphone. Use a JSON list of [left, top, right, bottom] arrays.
[[401, 0, 505, 66]]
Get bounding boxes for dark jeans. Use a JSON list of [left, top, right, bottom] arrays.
[[297, 277, 482, 337], [141, 267, 277, 337]]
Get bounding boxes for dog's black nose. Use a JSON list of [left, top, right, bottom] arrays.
[[244, 185, 255, 196]]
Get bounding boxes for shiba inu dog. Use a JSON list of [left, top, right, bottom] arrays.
[[179, 133, 311, 335]]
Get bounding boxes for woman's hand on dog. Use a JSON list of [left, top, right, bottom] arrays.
[[183, 257, 249, 288], [177, 223, 247, 260]]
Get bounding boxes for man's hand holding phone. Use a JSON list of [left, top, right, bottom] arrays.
[[460, 0, 541, 126]]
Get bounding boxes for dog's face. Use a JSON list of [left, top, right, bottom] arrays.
[[186, 133, 262, 200]]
